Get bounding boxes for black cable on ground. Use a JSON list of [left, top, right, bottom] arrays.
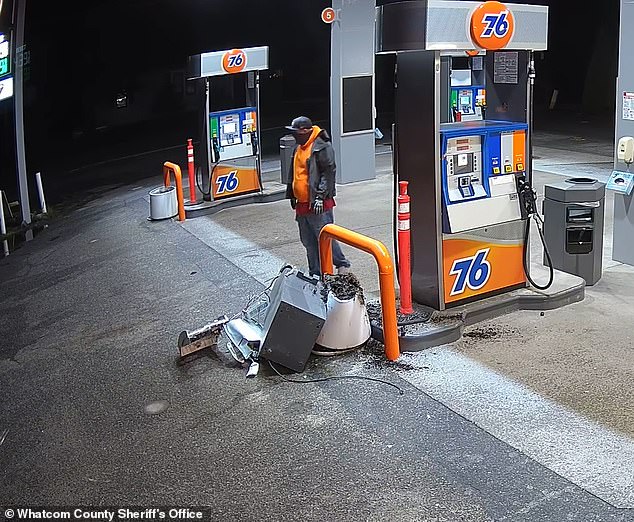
[[268, 360, 404, 396], [523, 215, 554, 291]]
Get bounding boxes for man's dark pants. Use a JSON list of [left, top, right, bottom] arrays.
[[296, 209, 350, 276]]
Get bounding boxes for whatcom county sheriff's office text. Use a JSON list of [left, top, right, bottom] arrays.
[[4, 508, 210, 521]]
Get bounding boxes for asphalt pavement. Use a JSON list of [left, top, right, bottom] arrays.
[[0, 125, 633, 521]]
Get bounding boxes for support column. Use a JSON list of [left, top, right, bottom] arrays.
[[330, 0, 376, 184], [14, 0, 31, 239], [613, 0, 634, 265]]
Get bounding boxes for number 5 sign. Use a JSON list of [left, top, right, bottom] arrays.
[[222, 49, 247, 74], [321, 8, 337, 24], [470, 1, 515, 50]]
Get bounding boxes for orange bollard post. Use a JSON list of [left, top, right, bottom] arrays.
[[163, 162, 186, 222], [397, 181, 413, 315], [319, 224, 400, 361], [186, 139, 197, 203]]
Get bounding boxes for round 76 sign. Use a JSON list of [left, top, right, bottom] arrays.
[[470, 1, 515, 51], [222, 49, 247, 74]]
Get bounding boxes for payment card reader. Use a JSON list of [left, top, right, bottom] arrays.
[[442, 121, 527, 234], [445, 135, 487, 204], [210, 107, 258, 162], [459, 176, 475, 198]]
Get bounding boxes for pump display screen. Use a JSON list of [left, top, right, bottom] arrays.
[[453, 153, 474, 175], [219, 114, 241, 146], [222, 122, 236, 134]]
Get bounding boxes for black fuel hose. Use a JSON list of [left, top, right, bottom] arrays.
[[195, 162, 220, 197], [523, 214, 554, 291], [393, 166, 400, 283]]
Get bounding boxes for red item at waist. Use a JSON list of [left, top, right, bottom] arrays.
[[295, 198, 336, 216]]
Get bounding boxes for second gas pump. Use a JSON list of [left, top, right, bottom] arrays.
[[186, 46, 285, 215], [378, 0, 559, 312]]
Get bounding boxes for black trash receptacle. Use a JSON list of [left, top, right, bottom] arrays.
[[543, 177, 606, 285], [279, 134, 295, 185]]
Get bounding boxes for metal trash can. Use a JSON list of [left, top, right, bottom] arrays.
[[543, 177, 606, 285], [149, 185, 178, 220], [279, 134, 295, 185]]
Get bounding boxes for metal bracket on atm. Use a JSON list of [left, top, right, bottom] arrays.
[[178, 316, 229, 358], [224, 316, 263, 364]]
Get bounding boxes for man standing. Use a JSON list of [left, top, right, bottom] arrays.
[[285, 116, 351, 277]]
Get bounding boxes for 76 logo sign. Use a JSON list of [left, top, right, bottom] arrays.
[[449, 248, 492, 296], [222, 49, 247, 74], [480, 11, 510, 38], [470, 1, 515, 50], [216, 171, 239, 195]]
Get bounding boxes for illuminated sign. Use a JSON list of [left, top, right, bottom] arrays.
[[222, 49, 247, 74], [0, 33, 9, 78], [0, 32, 13, 100], [321, 8, 336, 24], [470, 1, 516, 51], [0, 76, 13, 100]]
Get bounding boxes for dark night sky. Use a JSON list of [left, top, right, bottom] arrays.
[[23, 0, 618, 123], [0, 0, 622, 200]]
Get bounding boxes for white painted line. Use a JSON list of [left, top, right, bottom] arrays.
[[400, 347, 634, 508], [181, 216, 288, 285]]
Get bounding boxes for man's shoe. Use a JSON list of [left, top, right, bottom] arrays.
[[337, 265, 352, 275]]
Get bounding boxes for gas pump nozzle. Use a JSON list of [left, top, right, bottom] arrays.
[[517, 174, 555, 291], [211, 136, 221, 163], [517, 175, 538, 218], [251, 131, 258, 156]]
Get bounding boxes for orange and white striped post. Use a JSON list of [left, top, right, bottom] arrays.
[[186, 139, 197, 203], [397, 181, 413, 315]]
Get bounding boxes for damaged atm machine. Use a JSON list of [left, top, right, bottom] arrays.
[[379, 0, 585, 314], [178, 267, 372, 375]]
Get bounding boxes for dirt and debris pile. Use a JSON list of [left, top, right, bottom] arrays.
[[367, 299, 461, 332], [322, 273, 365, 304], [462, 325, 520, 342], [367, 299, 464, 338]]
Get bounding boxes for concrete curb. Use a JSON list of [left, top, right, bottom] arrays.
[[184, 186, 286, 218], [371, 277, 586, 352]]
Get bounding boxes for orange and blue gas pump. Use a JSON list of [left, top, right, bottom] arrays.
[[184, 46, 284, 215], [378, 0, 552, 311]]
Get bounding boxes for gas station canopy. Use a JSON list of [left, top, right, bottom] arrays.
[[376, 0, 548, 53], [187, 46, 269, 80]]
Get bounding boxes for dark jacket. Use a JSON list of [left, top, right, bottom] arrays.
[[286, 129, 337, 205]]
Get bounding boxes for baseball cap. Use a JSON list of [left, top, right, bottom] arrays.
[[285, 116, 313, 132]]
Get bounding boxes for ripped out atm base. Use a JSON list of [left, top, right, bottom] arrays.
[[371, 266, 585, 353]]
